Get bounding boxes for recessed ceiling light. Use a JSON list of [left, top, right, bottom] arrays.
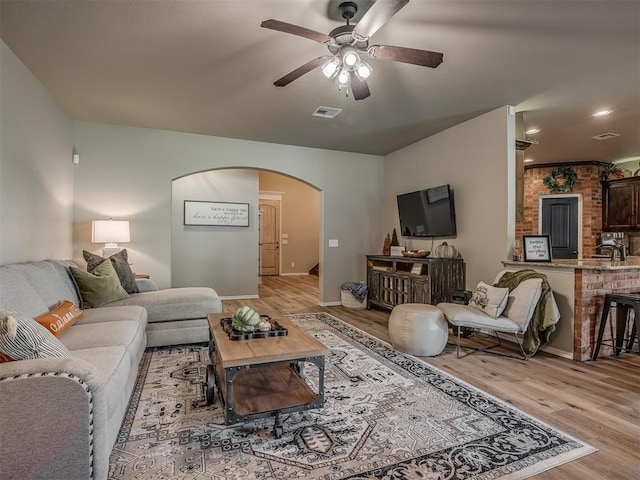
[[525, 128, 540, 135], [524, 158, 534, 163], [593, 109, 612, 117]]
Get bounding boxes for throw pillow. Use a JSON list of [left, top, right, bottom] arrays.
[[69, 259, 129, 308], [83, 249, 139, 294], [0, 309, 71, 361], [468, 281, 510, 318], [34, 300, 83, 337]]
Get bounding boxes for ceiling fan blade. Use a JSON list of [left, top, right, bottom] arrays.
[[350, 75, 371, 101], [352, 0, 409, 40], [261, 19, 333, 44], [273, 56, 329, 87], [369, 45, 444, 68]]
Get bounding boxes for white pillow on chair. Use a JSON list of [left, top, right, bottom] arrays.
[[468, 281, 509, 318]]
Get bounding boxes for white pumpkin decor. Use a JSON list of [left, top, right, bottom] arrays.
[[434, 241, 458, 259]]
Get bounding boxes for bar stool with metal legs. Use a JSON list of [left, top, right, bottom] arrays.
[[592, 293, 640, 360]]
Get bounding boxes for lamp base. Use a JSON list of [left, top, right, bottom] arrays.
[[102, 246, 122, 258]]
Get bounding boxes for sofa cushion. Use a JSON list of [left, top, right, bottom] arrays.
[[106, 287, 222, 323], [0, 265, 49, 317], [71, 345, 133, 449], [437, 303, 522, 333], [468, 281, 509, 318], [45, 260, 82, 305], [75, 305, 147, 326], [4, 261, 79, 311], [84, 249, 139, 294], [34, 300, 83, 336], [0, 309, 71, 361], [69, 260, 129, 308], [59, 320, 146, 355]]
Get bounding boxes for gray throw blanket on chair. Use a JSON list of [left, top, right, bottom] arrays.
[[494, 269, 560, 356]]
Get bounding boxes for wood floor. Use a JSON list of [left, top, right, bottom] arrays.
[[223, 275, 640, 479]]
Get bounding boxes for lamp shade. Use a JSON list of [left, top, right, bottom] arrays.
[[92, 220, 130, 244]]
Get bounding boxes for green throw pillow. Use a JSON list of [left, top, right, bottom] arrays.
[[69, 259, 129, 308], [83, 249, 139, 294]]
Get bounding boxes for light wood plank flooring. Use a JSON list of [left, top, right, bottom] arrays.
[[223, 275, 640, 479]]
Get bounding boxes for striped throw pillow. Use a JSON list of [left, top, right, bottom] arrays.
[[0, 309, 71, 362]]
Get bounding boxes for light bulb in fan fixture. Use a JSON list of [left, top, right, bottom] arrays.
[[355, 60, 372, 80], [336, 68, 350, 85], [342, 48, 359, 68], [321, 56, 341, 79]]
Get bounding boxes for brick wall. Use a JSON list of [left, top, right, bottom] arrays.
[[575, 268, 640, 361], [516, 164, 603, 258]]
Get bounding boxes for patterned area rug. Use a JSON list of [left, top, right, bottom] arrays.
[[109, 312, 595, 479]]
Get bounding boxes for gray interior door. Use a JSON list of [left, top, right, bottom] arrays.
[[541, 197, 579, 259]]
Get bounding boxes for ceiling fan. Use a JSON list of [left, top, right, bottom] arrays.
[[261, 0, 444, 100]]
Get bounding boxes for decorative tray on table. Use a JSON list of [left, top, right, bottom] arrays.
[[220, 315, 288, 341], [402, 250, 430, 258]]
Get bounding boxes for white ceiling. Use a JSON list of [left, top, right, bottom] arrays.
[[1, 0, 639, 164]]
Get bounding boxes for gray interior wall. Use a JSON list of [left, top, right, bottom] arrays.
[[2, 36, 514, 302], [382, 106, 516, 289], [73, 121, 383, 302], [171, 169, 259, 297], [0, 41, 75, 265], [259, 171, 320, 275]]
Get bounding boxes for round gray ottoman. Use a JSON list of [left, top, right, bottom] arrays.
[[388, 303, 448, 356]]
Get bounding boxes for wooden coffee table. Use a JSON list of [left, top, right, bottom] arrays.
[[206, 313, 329, 437]]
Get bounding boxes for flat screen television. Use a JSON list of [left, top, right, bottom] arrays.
[[396, 184, 457, 237]]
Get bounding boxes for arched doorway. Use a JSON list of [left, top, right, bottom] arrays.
[[171, 167, 320, 301]]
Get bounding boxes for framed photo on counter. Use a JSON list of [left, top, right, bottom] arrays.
[[522, 235, 552, 262]]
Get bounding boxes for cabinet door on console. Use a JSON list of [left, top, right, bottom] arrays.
[[367, 271, 380, 305], [410, 276, 431, 304]]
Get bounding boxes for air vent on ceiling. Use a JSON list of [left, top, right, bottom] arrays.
[[592, 132, 620, 141], [312, 106, 342, 119], [515, 139, 534, 151]]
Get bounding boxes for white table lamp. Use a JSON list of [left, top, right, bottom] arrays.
[[92, 219, 130, 257]]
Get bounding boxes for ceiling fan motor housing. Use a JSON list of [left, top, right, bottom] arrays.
[[339, 2, 358, 21], [328, 25, 369, 54]]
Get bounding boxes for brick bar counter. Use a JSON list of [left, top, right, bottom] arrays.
[[503, 258, 640, 361]]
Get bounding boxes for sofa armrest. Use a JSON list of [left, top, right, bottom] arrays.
[[0, 357, 108, 480], [136, 278, 158, 292]]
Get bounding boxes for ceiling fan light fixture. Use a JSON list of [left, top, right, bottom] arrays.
[[336, 68, 350, 86], [321, 56, 341, 78], [355, 60, 372, 80], [342, 48, 359, 68]]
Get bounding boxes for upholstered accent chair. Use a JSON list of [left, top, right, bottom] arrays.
[[437, 272, 544, 360]]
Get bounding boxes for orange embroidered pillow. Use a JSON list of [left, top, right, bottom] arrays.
[[35, 300, 83, 337], [0, 351, 13, 362]]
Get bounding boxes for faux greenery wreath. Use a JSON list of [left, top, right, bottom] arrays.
[[543, 166, 578, 193]]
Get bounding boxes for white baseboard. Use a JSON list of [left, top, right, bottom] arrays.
[[491, 331, 572, 359], [319, 301, 342, 307], [279, 272, 310, 276], [219, 294, 259, 300]]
